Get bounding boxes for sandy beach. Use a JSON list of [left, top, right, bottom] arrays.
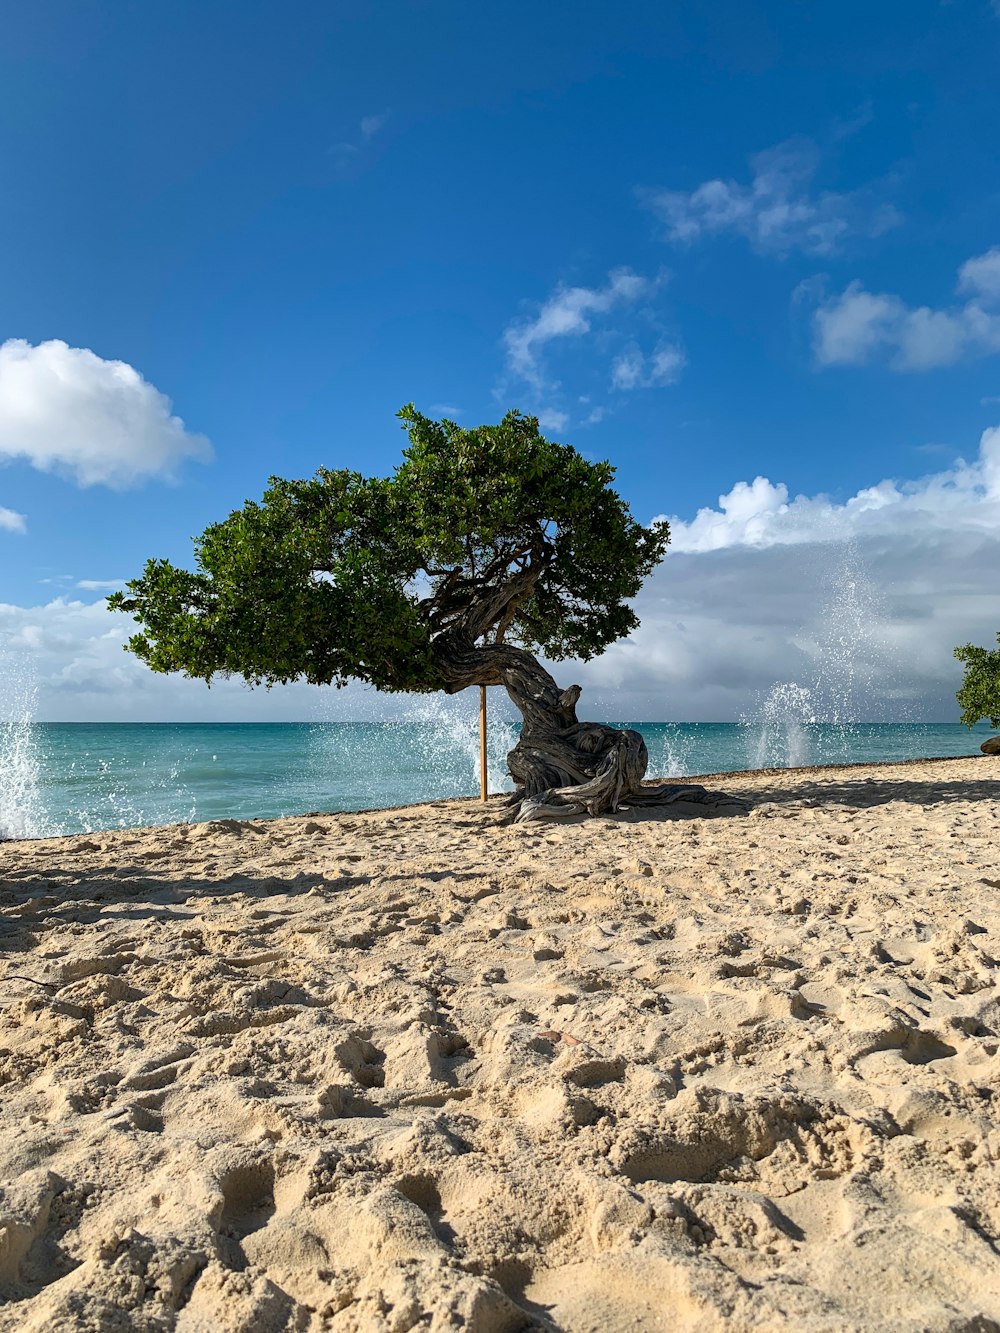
[[1, 755, 998, 1331]]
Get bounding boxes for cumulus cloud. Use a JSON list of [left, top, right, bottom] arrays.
[[503, 268, 651, 389], [0, 506, 26, 534], [0, 595, 490, 727], [813, 249, 1000, 370], [641, 137, 899, 257], [657, 425, 1000, 552], [959, 246, 1000, 302], [0, 598, 321, 722], [0, 340, 211, 487], [568, 527, 996, 728], [611, 341, 686, 390], [559, 425, 1000, 723]]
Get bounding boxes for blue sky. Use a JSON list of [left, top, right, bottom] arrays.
[[2, 0, 999, 721]]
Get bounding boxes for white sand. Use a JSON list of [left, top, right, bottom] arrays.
[[1, 756, 998, 1331]]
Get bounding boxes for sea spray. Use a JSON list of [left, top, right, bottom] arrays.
[[743, 682, 815, 769], [62, 750, 196, 834], [809, 550, 896, 722], [388, 691, 518, 798], [741, 546, 901, 768], [0, 648, 50, 839], [615, 721, 692, 779], [307, 689, 518, 810]]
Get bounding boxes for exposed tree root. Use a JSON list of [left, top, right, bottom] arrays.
[[436, 635, 748, 822]]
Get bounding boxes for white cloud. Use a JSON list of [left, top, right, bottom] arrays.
[[360, 109, 390, 139], [642, 137, 899, 257], [958, 246, 1000, 301], [609, 348, 644, 390], [330, 109, 391, 167], [569, 531, 997, 728], [536, 409, 569, 432], [812, 285, 906, 365], [611, 341, 686, 390], [813, 249, 1000, 370], [0, 340, 212, 487], [76, 579, 128, 591], [0, 597, 319, 722], [503, 268, 651, 388], [0, 595, 486, 727], [659, 425, 1000, 552], [564, 425, 1000, 724], [0, 505, 26, 534], [5, 426, 999, 729]]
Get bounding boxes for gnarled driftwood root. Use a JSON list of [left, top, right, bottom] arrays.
[[434, 634, 747, 822]]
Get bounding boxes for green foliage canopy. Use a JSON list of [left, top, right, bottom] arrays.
[[955, 634, 1000, 728], [108, 408, 670, 694]]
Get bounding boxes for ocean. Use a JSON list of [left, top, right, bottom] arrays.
[[1, 710, 994, 838]]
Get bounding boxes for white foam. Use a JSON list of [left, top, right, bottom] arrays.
[[741, 547, 900, 768], [0, 648, 51, 838]]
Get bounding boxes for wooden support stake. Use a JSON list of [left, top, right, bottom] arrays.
[[479, 685, 488, 801]]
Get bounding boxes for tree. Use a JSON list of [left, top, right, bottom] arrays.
[[955, 635, 1000, 729], [110, 407, 727, 820]]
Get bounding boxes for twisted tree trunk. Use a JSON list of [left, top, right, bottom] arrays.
[[434, 634, 742, 822]]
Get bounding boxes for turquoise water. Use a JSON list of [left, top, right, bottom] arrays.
[[1, 716, 993, 838]]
